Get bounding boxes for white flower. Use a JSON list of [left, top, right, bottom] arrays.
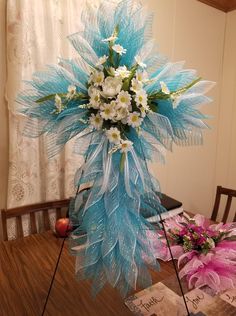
[[102, 76, 122, 98], [89, 91, 100, 109], [100, 103, 116, 120], [207, 238, 215, 249], [139, 104, 150, 118], [135, 55, 147, 68], [127, 111, 143, 128], [88, 86, 100, 97], [114, 66, 131, 79], [130, 78, 143, 92], [106, 127, 121, 144], [120, 140, 133, 153], [117, 91, 131, 108], [135, 90, 148, 106], [66, 85, 76, 99], [96, 55, 108, 67], [55, 94, 63, 113], [160, 81, 170, 94], [102, 35, 118, 42], [89, 113, 103, 130], [107, 67, 116, 76], [90, 70, 104, 87], [112, 44, 127, 55], [115, 107, 129, 121], [136, 70, 148, 83]]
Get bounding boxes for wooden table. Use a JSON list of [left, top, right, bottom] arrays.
[[0, 232, 179, 316], [0, 231, 63, 316]]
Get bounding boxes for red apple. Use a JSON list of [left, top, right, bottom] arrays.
[[55, 218, 72, 237]]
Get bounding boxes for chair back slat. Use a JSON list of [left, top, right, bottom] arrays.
[[211, 186, 236, 223], [56, 207, 62, 220], [1, 210, 8, 241], [43, 211, 50, 231], [222, 196, 232, 223], [30, 212, 37, 234], [1, 198, 70, 240], [16, 216, 23, 239], [211, 186, 221, 221]]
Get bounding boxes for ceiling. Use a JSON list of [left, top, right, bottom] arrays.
[[197, 0, 236, 12]]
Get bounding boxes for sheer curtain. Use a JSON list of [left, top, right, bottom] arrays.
[[6, 0, 99, 239]]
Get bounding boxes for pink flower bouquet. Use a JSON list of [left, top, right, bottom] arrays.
[[149, 214, 236, 293]]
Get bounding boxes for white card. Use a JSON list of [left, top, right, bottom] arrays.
[[220, 289, 236, 307]]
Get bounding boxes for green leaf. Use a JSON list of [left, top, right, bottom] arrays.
[[120, 153, 126, 172], [36, 94, 58, 103], [224, 236, 236, 241]]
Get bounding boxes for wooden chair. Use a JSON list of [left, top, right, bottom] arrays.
[[211, 186, 236, 223], [1, 199, 70, 241]]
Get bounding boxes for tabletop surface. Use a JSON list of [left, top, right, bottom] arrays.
[[0, 231, 179, 316]]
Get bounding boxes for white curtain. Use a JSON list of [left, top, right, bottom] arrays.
[[6, 0, 100, 239]]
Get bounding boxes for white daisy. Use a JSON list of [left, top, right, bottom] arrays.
[[106, 127, 121, 144], [66, 85, 76, 99], [130, 78, 143, 92], [135, 55, 147, 68], [114, 66, 131, 79], [139, 104, 150, 118], [96, 55, 108, 67], [90, 70, 104, 87], [89, 91, 100, 109], [100, 103, 116, 120], [160, 81, 170, 94], [112, 44, 127, 55], [89, 113, 103, 130], [119, 140, 133, 153], [102, 76, 122, 98], [127, 111, 143, 128], [115, 107, 129, 121], [135, 90, 148, 106], [136, 70, 148, 83], [117, 91, 131, 108], [102, 35, 118, 42]]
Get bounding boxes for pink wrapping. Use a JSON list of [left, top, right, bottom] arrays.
[[147, 214, 236, 293]]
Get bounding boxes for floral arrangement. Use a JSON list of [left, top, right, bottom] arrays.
[[153, 214, 236, 293], [17, 0, 214, 297]]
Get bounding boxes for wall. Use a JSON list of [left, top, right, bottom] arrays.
[[145, 0, 226, 217], [214, 10, 236, 220], [0, 0, 8, 211]]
